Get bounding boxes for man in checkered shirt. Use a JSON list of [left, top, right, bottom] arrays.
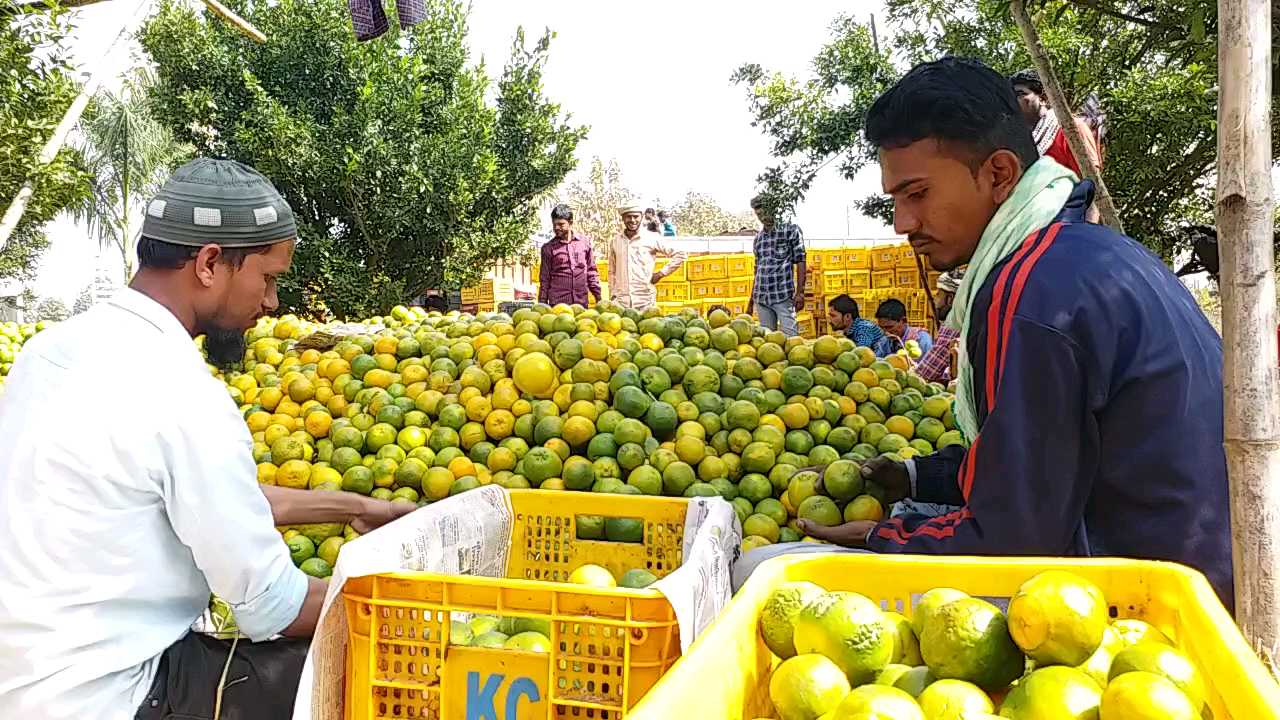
[[746, 194, 807, 335]]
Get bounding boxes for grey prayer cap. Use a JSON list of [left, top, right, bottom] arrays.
[[140, 158, 296, 247]]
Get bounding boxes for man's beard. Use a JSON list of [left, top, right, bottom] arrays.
[[204, 325, 247, 367]]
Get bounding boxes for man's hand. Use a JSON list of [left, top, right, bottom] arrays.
[[795, 519, 878, 547], [793, 289, 805, 312], [861, 456, 911, 505], [350, 497, 415, 534], [650, 271, 664, 284], [746, 297, 754, 315]]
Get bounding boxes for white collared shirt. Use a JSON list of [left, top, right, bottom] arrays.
[[606, 230, 686, 309], [0, 288, 307, 720]]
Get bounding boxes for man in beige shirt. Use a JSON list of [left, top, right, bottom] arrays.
[[607, 204, 686, 310]]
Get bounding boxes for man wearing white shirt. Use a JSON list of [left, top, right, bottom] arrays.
[[0, 159, 410, 720]]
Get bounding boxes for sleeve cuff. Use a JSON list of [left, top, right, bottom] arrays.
[[905, 458, 918, 497], [230, 563, 309, 641]]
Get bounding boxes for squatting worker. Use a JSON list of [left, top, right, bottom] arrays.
[[747, 193, 807, 336], [0, 159, 412, 719], [738, 58, 1233, 608], [607, 204, 686, 310], [538, 203, 601, 307]]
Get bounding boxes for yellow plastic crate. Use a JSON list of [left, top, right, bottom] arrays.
[[691, 280, 727, 300], [896, 267, 920, 289], [796, 311, 816, 338], [871, 269, 896, 289], [705, 297, 751, 316], [655, 283, 671, 301], [820, 270, 847, 294], [597, 262, 609, 282], [460, 287, 480, 303], [661, 281, 690, 302], [845, 270, 871, 292], [658, 301, 684, 314], [728, 277, 752, 298], [631, 555, 1280, 720], [687, 255, 728, 280], [806, 249, 843, 270], [843, 247, 870, 269], [897, 244, 920, 268], [928, 270, 942, 290], [344, 490, 689, 720], [870, 245, 900, 269], [654, 258, 686, 282], [803, 295, 825, 314], [726, 254, 754, 277]]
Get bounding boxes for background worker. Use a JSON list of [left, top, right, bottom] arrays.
[[0, 159, 411, 720], [872, 298, 933, 357], [538, 203, 601, 307], [913, 269, 964, 384], [825, 294, 883, 348], [607, 204, 686, 310], [747, 193, 807, 335]]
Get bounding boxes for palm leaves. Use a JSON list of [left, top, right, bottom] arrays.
[[70, 68, 190, 280]]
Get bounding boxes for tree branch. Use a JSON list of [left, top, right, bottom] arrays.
[[1058, 0, 1175, 29]]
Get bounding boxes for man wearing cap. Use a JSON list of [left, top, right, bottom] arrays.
[[607, 204, 686, 310], [912, 269, 963, 384], [0, 158, 411, 720]]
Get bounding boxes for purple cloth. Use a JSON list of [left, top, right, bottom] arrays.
[[349, 0, 425, 41], [538, 234, 601, 306]]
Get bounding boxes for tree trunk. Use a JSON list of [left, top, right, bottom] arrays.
[[1218, 0, 1280, 669], [1009, 0, 1125, 234]]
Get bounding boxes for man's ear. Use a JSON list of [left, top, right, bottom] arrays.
[[193, 244, 224, 288], [987, 149, 1024, 205]]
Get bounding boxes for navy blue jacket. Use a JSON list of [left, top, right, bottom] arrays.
[[867, 182, 1233, 609]]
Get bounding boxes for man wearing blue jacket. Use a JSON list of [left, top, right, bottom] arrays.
[[793, 57, 1233, 608]]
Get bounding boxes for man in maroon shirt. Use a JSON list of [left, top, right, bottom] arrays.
[[538, 204, 601, 306]]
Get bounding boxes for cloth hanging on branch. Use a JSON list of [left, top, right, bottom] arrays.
[[349, 0, 425, 41]]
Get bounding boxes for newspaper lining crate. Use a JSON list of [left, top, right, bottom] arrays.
[[842, 247, 870, 269], [846, 270, 871, 292], [870, 269, 896, 289], [727, 255, 755, 277], [820, 271, 847, 294], [629, 555, 1280, 720], [344, 490, 690, 720], [687, 255, 728, 281], [870, 245, 900, 269], [729, 277, 752, 298]]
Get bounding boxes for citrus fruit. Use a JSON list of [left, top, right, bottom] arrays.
[[998, 665, 1102, 720], [568, 564, 617, 587], [833, 684, 924, 720], [917, 678, 994, 719], [1008, 570, 1109, 666], [1100, 670, 1197, 720], [919, 597, 1023, 689], [768, 653, 851, 720], [794, 591, 893, 684]]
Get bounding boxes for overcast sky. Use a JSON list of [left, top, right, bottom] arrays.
[[33, 0, 895, 303]]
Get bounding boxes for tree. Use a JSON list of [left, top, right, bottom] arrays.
[[560, 157, 634, 252], [668, 192, 758, 236], [72, 286, 93, 314], [70, 68, 191, 282], [32, 296, 68, 322], [734, 1, 1271, 260], [139, 0, 585, 318], [0, 1, 91, 280]]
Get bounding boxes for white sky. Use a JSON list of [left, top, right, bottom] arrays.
[[33, 0, 895, 303]]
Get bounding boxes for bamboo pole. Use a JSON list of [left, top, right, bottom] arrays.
[[1009, 0, 1125, 234], [201, 0, 266, 44], [1217, 0, 1280, 667]]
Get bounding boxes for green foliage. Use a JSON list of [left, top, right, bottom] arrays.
[[0, 2, 91, 279], [736, 1, 1270, 259], [139, 0, 585, 318], [72, 69, 192, 281]]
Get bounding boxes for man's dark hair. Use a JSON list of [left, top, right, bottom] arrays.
[[750, 193, 768, 209], [829, 294, 860, 318], [875, 298, 908, 321], [645, 207, 656, 215], [706, 303, 730, 316], [1009, 68, 1045, 96], [136, 235, 273, 271], [658, 210, 669, 220], [550, 203, 574, 223], [866, 57, 1039, 172]]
